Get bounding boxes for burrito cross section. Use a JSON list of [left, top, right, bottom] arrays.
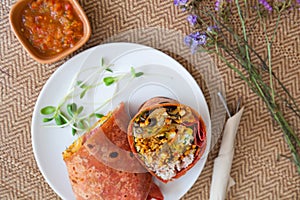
[[128, 97, 207, 183]]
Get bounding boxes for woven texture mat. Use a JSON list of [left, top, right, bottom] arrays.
[[1, 0, 300, 199]]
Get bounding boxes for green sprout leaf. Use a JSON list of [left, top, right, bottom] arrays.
[[77, 106, 83, 115], [78, 120, 85, 129], [72, 123, 77, 136], [40, 106, 56, 115], [55, 115, 65, 126], [70, 103, 77, 113], [103, 76, 118, 86], [94, 113, 104, 118], [77, 81, 87, 89], [67, 103, 78, 116], [43, 117, 53, 122], [130, 67, 144, 77], [67, 104, 73, 117], [135, 72, 144, 77], [130, 67, 136, 76], [80, 89, 87, 99], [101, 58, 113, 72], [105, 68, 113, 73], [78, 81, 89, 98]]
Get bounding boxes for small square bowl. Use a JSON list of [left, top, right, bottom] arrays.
[[9, 0, 91, 64]]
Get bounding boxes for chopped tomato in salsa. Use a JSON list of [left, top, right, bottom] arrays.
[[21, 0, 83, 56]]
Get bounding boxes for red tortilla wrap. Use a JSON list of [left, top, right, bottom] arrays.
[[63, 103, 160, 199], [128, 97, 207, 183], [147, 182, 164, 200]]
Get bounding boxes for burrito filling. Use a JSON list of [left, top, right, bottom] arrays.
[[132, 105, 200, 181]]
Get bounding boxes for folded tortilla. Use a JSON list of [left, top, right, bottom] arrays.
[[147, 182, 164, 200], [63, 103, 159, 199], [128, 97, 207, 183]]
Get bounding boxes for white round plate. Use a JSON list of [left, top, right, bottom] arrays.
[[31, 42, 211, 200]]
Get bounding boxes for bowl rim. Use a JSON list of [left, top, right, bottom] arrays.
[[9, 0, 91, 64]]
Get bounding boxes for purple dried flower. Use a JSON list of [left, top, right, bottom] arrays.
[[215, 0, 232, 12], [187, 14, 197, 26], [259, 0, 273, 12], [215, 0, 222, 11], [207, 25, 219, 32], [196, 34, 207, 45], [184, 36, 192, 46], [174, 0, 188, 6], [184, 32, 207, 53]]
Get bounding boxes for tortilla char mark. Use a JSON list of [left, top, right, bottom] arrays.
[[63, 103, 154, 200]]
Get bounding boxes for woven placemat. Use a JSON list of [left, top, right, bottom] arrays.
[[1, 0, 299, 199]]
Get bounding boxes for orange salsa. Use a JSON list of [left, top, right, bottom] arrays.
[[21, 0, 83, 56]]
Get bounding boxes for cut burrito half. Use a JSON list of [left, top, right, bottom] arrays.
[[63, 103, 163, 200], [128, 97, 207, 183]]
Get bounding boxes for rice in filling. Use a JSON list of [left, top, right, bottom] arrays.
[[133, 106, 199, 180]]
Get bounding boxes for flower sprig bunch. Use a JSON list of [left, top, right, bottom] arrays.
[[174, 0, 300, 173]]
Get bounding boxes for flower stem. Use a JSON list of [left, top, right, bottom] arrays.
[[177, 0, 300, 174], [235, 0, 251, 70]]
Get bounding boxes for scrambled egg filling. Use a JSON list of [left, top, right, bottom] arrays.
[[63, 136, 83, 160], [133, 105, 198, 180], [62, 112, 111, 159]]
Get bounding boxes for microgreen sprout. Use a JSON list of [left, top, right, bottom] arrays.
[[40, 58, 144, 136], [131, 67, 144, 77], [105, 68, 113, 73], [103, 76, 119, 86], [40, 106, 56, 115], [40, 106, 68, 126]]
